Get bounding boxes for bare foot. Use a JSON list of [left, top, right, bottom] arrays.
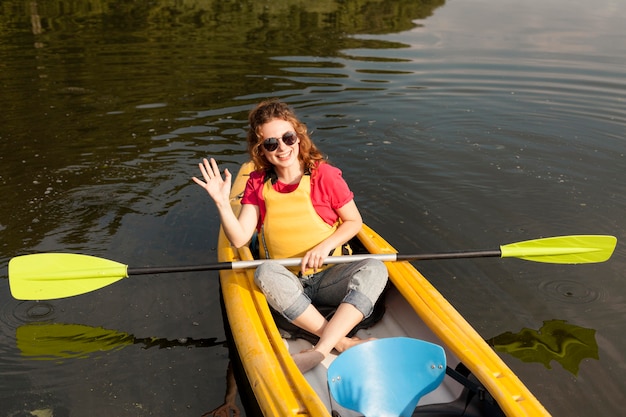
[[335, 336, 376, 353], [292, 349, 325, 373]]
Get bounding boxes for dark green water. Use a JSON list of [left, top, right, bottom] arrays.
[[1, 1, 625, 416]]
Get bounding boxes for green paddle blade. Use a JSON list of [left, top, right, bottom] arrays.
[[9, 253, 128, 300], [500, 235, 617, 264]]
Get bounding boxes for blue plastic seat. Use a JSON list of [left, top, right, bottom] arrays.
[[327, 337, 446, 417]]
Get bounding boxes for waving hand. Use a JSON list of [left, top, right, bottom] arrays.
[[193, 158, 232, 207]]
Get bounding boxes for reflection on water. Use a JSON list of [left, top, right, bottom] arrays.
[[487, 319, 599, 376], [2, 3, 450, 415], [17, 322, 225, 360], [1, 0, 626, 416], [1, 0, 442, 255]]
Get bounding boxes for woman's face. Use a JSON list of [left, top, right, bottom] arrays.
[[259, 118, 300, 169]]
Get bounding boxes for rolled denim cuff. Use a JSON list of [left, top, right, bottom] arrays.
[[283, 293, 312, 322], [343, 289, 374, 319]]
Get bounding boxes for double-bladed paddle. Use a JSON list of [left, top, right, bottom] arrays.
[[8, 235, 617, 301]]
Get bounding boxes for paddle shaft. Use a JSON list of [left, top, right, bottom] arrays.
[[126, 250, 502, 276]]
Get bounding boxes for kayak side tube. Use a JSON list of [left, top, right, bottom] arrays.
[[357, 225, 551, 417], [219, 161, 331, 416]]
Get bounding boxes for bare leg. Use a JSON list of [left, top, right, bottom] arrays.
[[291, 303, 368, 372]]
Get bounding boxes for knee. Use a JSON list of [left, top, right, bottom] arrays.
[[355, 259, 388, 305], [253, 261, 278, 293], [253, 261, 297, 295], [363, 258, 389, 287], [370, 258, 387, 273], [253, 262, 309, 320]]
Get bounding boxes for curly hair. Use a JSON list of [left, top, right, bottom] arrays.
[[247, 99, 326, 172]]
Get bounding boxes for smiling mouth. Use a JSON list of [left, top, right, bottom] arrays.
[[276, 149, 292, 159]]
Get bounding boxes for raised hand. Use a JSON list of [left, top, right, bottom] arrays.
[[192, 158, 232, 206]]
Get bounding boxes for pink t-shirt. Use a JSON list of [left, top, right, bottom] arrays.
[[241, 162, 354, 231]]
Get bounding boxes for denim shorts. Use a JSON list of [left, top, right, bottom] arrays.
[[253, 258, 388, 322]]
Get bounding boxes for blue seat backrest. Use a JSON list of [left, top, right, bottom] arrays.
[[327, 337, 446, 417]]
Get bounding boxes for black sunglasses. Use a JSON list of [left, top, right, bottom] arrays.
[[262, 131, 298, 152]]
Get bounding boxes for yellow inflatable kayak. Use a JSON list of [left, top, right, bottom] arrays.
[[218, 161, 550, 417]]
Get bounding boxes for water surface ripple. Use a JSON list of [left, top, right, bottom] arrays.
[[1, 0, 625, 416]]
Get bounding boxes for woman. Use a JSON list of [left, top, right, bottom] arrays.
[[193, 100, 388, 372]]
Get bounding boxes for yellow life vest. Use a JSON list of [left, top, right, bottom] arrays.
[[259, 174, 342, 274]]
